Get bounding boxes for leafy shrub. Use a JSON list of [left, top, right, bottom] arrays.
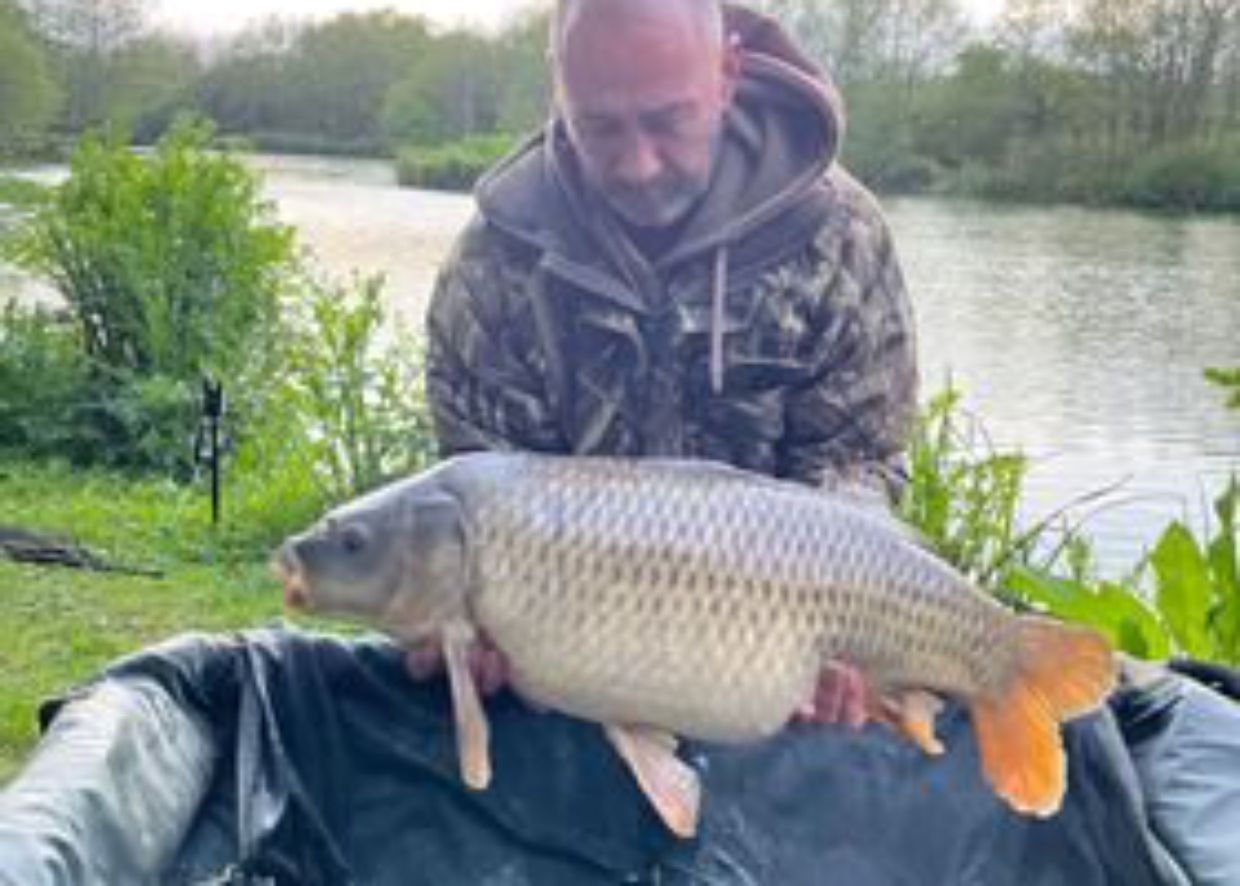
[[0, 303, 202, 471], [10, 118, 295, 381], [395, 133, 516, 191], [0, 303, 89, 455], [900, 385, 1045, 587], [1, 120, 300, 471], [180, 272, 437, 558], [280, 272, 436, 501]]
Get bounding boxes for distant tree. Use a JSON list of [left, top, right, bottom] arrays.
[[194, 17, 301, 136], [493, 9, 552, 134], [757, 0, 969, 91], [1225, 15, 1240, 132], [382, 30, 501, 146], [110, 34, 202, 142], [282, 11, 430, 145], [0, 1, 60, 147], [915, 45, 1024, 167], [994, 0, 1068, 61], [1070, 0, 1240, 148], [22, 0, 153, 130]]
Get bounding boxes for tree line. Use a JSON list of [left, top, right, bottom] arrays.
[[2, 0, 1239, 207], [0, 0, 550, 155], [761, 0, 1240, 205]]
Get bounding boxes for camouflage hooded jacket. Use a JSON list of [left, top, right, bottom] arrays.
[[426, 6, 918, 493]]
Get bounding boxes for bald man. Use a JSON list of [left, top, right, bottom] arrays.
[[414, 1, 1190, 884], [428, 0, 915, 480], [421, 0, 908, 717]]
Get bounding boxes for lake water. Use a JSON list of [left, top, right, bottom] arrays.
[[4, 154, 1239, 574]]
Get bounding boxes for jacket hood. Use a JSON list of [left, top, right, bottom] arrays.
[[474, 4, 845, 271]]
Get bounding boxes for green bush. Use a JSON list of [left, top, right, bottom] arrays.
[[1123, 143, 1240, 212], [0, 304, 89, 455], [186, 273, 436, 558], [395, 133, 516, 191], [900, 385, 1047, 587], [244, 130, 387, 159], [1, 120, 300, 472], [10, 119, 295, 381], [280, 272, 436, 501], [0, 303, 202, 472]]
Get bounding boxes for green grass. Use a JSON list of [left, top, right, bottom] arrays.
[[395, 133, 517, 191], [0, 174, 49, 211], [0, 457, 291, 783]]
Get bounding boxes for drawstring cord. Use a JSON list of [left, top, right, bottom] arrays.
[[710, 244, 729, 395]]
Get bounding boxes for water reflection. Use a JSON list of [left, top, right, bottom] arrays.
[[3, 156, 1237, 572], [889, 198, 1240, 570]]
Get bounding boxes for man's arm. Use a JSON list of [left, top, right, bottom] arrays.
[[425, 218, 565, 457], [779, 172, 919, 501]]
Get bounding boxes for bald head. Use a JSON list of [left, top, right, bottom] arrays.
[[551, 0, 725, 68], [550, 0, 739, 229]]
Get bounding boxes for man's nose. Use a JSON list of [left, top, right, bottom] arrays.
[[612, 134, 663, 186]]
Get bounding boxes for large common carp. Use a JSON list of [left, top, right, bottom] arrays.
[[276, 452, 1115, 836]]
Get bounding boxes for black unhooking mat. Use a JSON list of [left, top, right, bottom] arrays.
[[1, 627, 1238, 885]]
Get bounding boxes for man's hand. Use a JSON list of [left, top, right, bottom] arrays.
[[793, 660, 870, 729], [405, 634, 511, 696]]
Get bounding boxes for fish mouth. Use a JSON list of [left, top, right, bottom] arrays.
[[273, 545, 310, 611]]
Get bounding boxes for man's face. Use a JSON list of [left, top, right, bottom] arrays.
[[557, 6, 738, 229]]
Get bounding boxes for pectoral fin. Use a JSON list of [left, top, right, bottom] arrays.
[[442, 622, 492, 790], [874, 689, 946, 756], [604, 724, 701, 839]]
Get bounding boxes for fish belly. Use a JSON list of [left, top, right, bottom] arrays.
[[464, 456, 1004, 738]]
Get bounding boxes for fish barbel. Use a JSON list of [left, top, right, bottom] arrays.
[[276, 452, 1115, 836]]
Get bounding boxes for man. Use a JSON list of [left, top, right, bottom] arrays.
[[423, 0, 914, 725], [415, 2, 1231, 884], [428, 0, 914, 488]]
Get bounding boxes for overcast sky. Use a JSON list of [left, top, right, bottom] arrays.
[[154, 0, 551, 36], [154, 0, 1004, 38]]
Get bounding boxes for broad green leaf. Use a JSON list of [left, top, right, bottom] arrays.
[[1007, 568, 1170, 659], [1207, 479, 1240, 661], [1151, 522, 1216, 658], [1094, 582, 1172, 660]]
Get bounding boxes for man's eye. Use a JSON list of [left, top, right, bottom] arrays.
[[647, 107, 695, 136], [576, 118, 620, 142]]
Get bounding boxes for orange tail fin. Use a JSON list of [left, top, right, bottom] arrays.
[[971, 617, 1116, 817]]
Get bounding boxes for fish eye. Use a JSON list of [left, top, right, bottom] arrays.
[[340, 524, 369, 555]]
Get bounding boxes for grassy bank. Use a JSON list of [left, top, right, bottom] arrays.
[[0, 175, 48, 211], [850, 140, 1240, 213], [395, 133, 517, 191], [0, 458, 286, 783]]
